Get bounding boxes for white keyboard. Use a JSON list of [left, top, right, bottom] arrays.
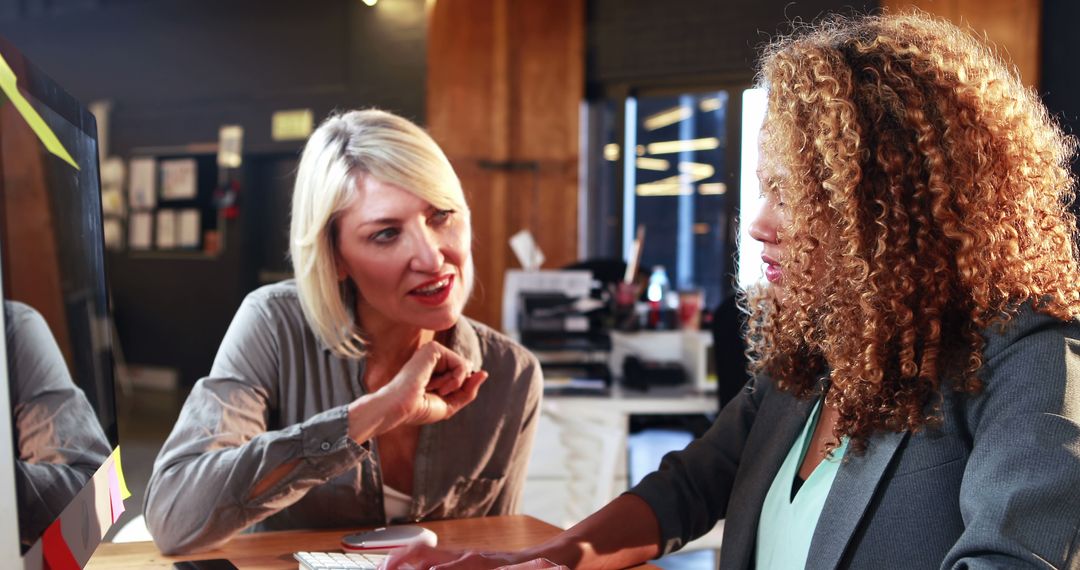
[[294, 551, 388, 570]]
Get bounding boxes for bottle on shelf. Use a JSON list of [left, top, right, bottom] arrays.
[[646, 266, 675, 329]]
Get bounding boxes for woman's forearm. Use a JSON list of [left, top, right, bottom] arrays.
[[250, 393, 399, 501], [522, 494, 662, 570], [346, 392, 402, 443]]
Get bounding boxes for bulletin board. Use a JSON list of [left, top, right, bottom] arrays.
[[117, 153, 226, 257]]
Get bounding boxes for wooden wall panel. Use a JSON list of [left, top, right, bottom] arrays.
[[429, 0, 583, 329], [881, 0, 1041, 87], [509, 0, 583, 282], [0, 107, 72, 363]]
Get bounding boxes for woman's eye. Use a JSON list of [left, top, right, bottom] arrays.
[[369, 228, 400, 243], [430, 209, 455, 225]]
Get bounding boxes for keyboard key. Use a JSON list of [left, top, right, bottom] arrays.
[[294, 550, 389, 570]]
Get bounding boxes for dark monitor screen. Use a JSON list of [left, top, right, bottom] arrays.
[[0, 35, 117, 558]]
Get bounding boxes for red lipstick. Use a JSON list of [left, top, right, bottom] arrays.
[[408, 274, 455, 306]]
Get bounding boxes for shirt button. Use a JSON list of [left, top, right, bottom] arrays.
[[320, 441, 331, 451]]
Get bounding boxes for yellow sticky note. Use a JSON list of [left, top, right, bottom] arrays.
[[110, 446, 132, 500], [0, 52, 79, 170]]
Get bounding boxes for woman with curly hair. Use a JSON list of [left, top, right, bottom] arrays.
[[385, 11, 1080, 570]]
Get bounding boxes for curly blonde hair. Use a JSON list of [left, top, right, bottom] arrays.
[[746, 11, 1080, 452]]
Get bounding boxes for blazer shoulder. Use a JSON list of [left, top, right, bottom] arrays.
[[981, 304, 1080, 362]]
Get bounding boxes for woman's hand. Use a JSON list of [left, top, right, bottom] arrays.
[[347, 341, 488, 442], [377, 341, 489, 426], [381, 545, 562, 570]]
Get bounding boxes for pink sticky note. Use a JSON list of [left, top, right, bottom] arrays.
[[108, 462, 125, 523]]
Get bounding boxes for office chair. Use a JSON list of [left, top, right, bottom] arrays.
[[711, 294, 750, 410]]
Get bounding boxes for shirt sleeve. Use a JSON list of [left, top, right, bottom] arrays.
[[943, 317, 1080, 569], [143, 294, 370, 555], [487, 351, 543, 515], [7, 302, 112, 544], [626, 375, 765, 556]]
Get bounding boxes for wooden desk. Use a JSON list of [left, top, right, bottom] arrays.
[[86, 515, 657, 569]]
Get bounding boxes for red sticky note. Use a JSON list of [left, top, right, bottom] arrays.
[[42, 519, 80, 570]]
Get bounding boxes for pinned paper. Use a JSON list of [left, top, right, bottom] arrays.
[[156, 209, 177, 249], [128, 211, 153, 250], [218, 124, 244, 168], [128, 157, 157, 209], [160, 158, 198, 200], [110, 446, 132, 500], [0, 53, 79, 170], [177, 208, 201, 248], [42, 519, 80, 570], [509, 229, 545, 271]]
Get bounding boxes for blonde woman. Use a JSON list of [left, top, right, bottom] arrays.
[[388, 12, 1080, 570], [145, 110, 542, 555]]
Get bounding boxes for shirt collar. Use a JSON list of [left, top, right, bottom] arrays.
[[319, 314, 484, 374], [439, 318, 484, 372]]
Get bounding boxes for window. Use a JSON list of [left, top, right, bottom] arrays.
[[584, 86, 753, 308]]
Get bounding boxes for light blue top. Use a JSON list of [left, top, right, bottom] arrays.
[[755, 399, 848, 569]]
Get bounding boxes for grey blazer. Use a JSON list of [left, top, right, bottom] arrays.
[[629, 306, 1080, 569]]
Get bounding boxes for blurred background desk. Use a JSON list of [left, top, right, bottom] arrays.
[[88, 515, 660, 569], [522, 385, 723, 564]]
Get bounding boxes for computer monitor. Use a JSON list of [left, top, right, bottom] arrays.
[[0, 35, 119, 568]]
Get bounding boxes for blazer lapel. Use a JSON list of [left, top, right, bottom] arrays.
[[721, 392, 816, 569], [805, 430, 908, 570]]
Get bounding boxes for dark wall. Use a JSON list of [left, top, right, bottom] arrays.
[[1042, 0, 1080, 217], [587, 0, 880, 92], [0, 0, 427, 153], [0, 0, 426, 386]]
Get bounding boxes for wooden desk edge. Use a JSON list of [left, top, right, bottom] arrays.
[[87, 515, 659, 569]]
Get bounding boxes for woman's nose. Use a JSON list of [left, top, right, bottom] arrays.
[[409, 228, 445, 272], [748, 199, 780, 244]]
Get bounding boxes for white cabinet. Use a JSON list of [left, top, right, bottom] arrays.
[[609, 330, 715, 391], [522, 387, 717, 530]]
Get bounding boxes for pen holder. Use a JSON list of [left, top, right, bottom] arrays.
[[611, 281, 641, 331]]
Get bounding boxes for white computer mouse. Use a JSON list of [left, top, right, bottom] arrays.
[[341, 525, 438, 553]]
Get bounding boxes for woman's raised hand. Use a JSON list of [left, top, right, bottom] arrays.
[[377, 341, 489, 427]]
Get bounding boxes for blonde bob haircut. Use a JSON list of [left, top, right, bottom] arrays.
[[290, 109, 471, 358]]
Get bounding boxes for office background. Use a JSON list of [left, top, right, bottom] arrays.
[[0, 0, 1073, 566]]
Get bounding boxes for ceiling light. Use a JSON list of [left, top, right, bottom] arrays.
[[636, 175, 691, 196], [643, 105, 692, 131], [678, 161, 714, 180], [698, 182, 727, 195], [636, 157, 670, 171], [646, 137, 720, 155], [604, 143, 620, 161], [699, 97, 723, 112]]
